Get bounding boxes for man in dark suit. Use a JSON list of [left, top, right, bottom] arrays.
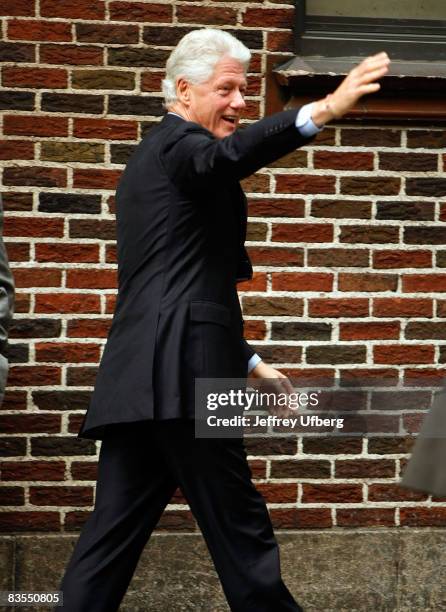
[[58, 29, 389, 611]]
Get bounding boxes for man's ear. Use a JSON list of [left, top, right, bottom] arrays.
[[176, 78, 191, 107]]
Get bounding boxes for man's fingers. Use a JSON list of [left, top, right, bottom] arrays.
[[359, 65, 389, 85], [355, 54, 390, 77], [279, 376, 294, 395], [358, 82, 381, 95]]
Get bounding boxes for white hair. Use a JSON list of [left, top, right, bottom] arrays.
[[162, 29, 251, 106]]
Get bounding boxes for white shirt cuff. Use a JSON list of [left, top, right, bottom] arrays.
[[247, 353, 262, 374], [296, 103, 324, 137]]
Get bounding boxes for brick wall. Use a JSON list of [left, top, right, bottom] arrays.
[[1, 0, 446, 534]]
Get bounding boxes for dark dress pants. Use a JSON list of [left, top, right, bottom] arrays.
[[57, 420, 302, 612]]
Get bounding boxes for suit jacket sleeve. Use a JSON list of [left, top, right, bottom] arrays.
[[242, 337, 255, 364], [162, 109, 315, 185], [0, 196, 14, 402]]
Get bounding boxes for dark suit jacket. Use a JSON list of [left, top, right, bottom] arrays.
[[78, 109, 314, 439]]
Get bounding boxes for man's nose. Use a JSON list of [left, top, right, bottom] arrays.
[[230, 89, 246, 109]]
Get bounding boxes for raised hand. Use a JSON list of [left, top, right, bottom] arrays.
[[312, 52, 390, 125]]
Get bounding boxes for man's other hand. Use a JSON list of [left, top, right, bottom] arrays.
[[249, 361, 295, 417]]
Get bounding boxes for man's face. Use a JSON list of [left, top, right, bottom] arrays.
[[181, 56, 247, 139]]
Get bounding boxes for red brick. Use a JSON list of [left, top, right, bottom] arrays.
[[76, 24, 138, 45], [266, 30, 294, 52], [314, 151, 374, 170], [35, 243, 100, 263], [337, 508, 395, 527], [66, 269, 118, 289], [4, 167, 67, 188], [73, 118, 137, 140], [155, 510, 196, 531], [243, 100, 260, 121], [248, 198, 305, 218], [256, 483, 297, 503], [2, 67, 67, 89], [249, 53, 263, 73], [0, 511, 60, 532], [4, 115, 68, 137], [237, 273, 267, 292], [339, 273, 397, 292], [0, 414, 61, 433], [5, 217, 63, 238], [308, 248, 369, 268], [303, 437, 362, 455], [340, 322, 400, 341], [248, 459, 267, 480], [177, 5, 237, 25], [373, 250, 432, 269], [311, 199, 371, 220], [0, 140, 34, 160], [0, 486, 25, 505], [12, 292, 31, 313], [403, 412, 426, 433], [247, 75, 262, 96], [1, 461, 65, 481], [302, 483, 362, 503], [67, 319, 111, 338], [341, 225, 399, 244], [341, 176, 400, 196], [335, 459, 395, 479], [40, 44, 103, 65], [242, 297, 303, 316], [271, 272, 333, 291], [36, 342, 100, 363], [106, 294, 117, 313], [2, 391, 30, 411], [243, 8, 293, 28], [64, 511, 90, 530], [368, 483, 427, 502], [400, 507, 446, 527], [275, 175, 336, 194], [71, 462, 98, 480], [2, 193, 33, 212], [403, 274, 446, 292], [0, 0, 35, 16], [241, 174, 270, 193], [374, 344, 434, 365], [272, 223, 333, 243], [404, 368, 446, 386], [340, 368, 398, 387], [7, 367, 61, 387], [11, 268, 62, 288], [4, 242, 30, 262], [4, 391, 35, 411], [41, 0, 105, 19], [373, 298, 433, 317], [309, 298, 369, 317], [243, 320, 266, 341], [73, 169, 122, 190], [30, 486, 93, 506], [8, 19, 72, 42], [270, 508, 332, 529], [248, 247, 303, 267], [109, 2, 172, 22], [35, 293, 101, 314], [141, 71, 164, 92]]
